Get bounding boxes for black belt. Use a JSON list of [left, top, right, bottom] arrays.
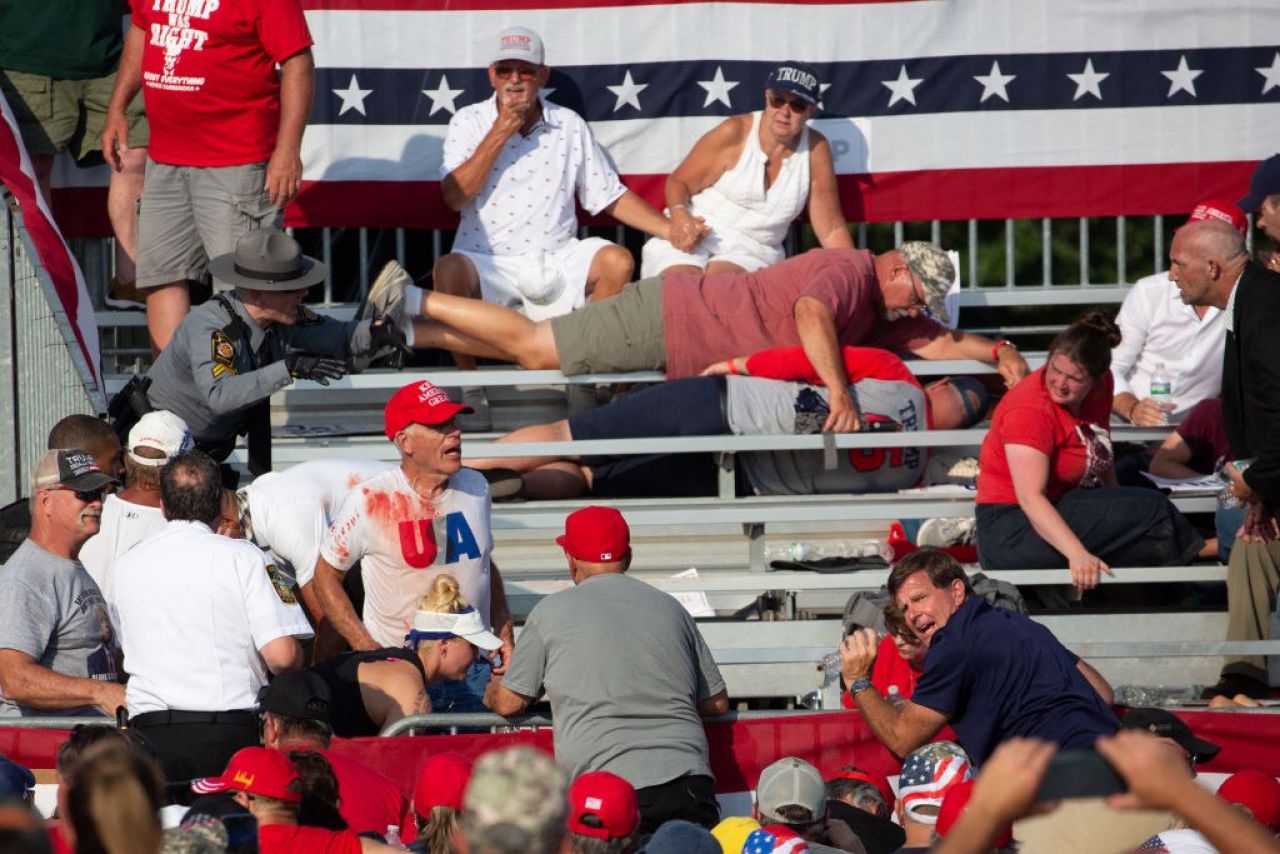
[[131, 709, 256, 727]]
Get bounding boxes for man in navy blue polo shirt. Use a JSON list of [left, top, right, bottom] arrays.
[[839, 550, 1118, 764]]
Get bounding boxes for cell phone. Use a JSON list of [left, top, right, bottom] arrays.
[[1034, 749, 1126, 801]]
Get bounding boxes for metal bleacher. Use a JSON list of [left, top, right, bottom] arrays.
[[84, 220, 1255, 704]]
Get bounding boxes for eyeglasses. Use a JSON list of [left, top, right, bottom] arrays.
[[906, 271, 929, 311], [767, 91, 813, 113], [493, 63, 539, 79]]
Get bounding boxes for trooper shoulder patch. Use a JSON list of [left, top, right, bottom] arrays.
[[211, 330, 237, 378], [265, 563, 298, 605], [296, 305, 324, 325]]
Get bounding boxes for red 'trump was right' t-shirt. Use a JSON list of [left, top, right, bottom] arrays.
[[133, 0, 313, 166], [660, 247, 943, 379], [976, 366, 1114, 505], [257, 824, 363, 854]]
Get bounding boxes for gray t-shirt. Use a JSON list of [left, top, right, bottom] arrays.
[[0, 539, 121, 717], [726, 375, 928, 495], [502, 573, 725, 788]]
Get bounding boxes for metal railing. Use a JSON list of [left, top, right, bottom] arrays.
[[79, 210, 1263, 310]]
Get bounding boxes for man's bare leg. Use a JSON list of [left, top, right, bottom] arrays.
[[585, 243, 633, 302], [109, 147, 147, 284], [705, 260, 747, 276], [659, 264, 703, 277], [466, 420, 575, 473], [431, 253, 482, 371], [413, 290, 559, 369], [523, 461, 589, 499], [146, 281, 190, 354]]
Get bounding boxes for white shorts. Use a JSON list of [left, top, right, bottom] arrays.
[[639, 229, 784, 278], [454, 237, 614, 321]]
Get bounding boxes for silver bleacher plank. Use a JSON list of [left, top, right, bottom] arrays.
[[103, 354, 1058, 394], [503, 566, 1229, 607]]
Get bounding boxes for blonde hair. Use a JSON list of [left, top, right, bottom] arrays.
[[66, 742, 164, 854], [419, 573, 470, 614], [415, 806, 462, 854]]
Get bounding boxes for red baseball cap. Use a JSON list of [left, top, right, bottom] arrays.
[[191, 747, 301, 804], [556, 506, 630, 563], [566, 771, 639, 840], [384, 380, 472, 439], [1189, 199, 1248, 235], [935, 780, 1012, 847], [414, 753, 473, 816], [1218, 769, 1280, 831], [833, 767, 896, 814]]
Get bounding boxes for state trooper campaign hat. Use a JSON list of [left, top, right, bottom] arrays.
[[208, 230, 328, 292]]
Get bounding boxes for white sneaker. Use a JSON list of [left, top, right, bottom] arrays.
[[917, 516, 977, 547], [458, 386, 493, 432], [358, 260, 411, 326]]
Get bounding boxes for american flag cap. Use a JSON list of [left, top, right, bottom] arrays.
[[897, 740, 973, 824]]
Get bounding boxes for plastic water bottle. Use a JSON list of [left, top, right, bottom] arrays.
[[384, 825, 405, 849], [1217, 458, 1255, 509], [1149, 364, 1173, 425]]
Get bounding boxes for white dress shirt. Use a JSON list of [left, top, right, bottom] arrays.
[[1111, 272, 1225, 422]]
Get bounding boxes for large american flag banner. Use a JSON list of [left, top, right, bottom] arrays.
[[51, 0, 1280, 234]]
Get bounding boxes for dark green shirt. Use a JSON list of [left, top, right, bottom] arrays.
[[0, 1, 127, 79]]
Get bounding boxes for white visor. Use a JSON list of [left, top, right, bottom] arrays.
[[411, 607, 503, 651]]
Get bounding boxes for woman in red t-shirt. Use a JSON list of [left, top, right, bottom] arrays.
[[975, 311, 1204, 591]]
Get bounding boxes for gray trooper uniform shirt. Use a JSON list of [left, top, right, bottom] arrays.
[[146, 292, 373, 448]]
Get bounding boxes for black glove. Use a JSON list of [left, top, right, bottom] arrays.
[[285, 352, 346, 385], [368, 319, 410, 354]]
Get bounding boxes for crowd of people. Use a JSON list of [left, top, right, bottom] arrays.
[[5, 3, 1280, 852]]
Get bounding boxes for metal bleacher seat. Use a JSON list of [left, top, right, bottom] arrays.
[[96, 309, 1249, 701]]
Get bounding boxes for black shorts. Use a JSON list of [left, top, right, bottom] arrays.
[[569, 377, 726, 498]]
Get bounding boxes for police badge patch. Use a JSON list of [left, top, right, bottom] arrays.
[[211, 330, 237, 378], [265, 563, 298, 605]]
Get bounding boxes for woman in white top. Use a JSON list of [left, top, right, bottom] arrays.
[[641, 61, 852, 278]]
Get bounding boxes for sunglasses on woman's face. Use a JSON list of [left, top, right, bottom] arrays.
[[766, 91, 813, 113]]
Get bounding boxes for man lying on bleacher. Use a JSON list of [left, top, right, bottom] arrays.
[[466, 345, 988, 498], [400, 241, 1027, 433]]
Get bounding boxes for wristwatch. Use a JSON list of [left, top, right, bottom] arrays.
[[849, 678, 875, 697]]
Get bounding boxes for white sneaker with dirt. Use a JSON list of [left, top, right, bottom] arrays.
[[916, 516, 977, 547], [458, 386, 493, 432], [358, 260, 410, 326]]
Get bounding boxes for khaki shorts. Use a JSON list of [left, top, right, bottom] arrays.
[[550, 276, 667, 375], [0, 69, 148, 163], [136, 158, 281, 289]]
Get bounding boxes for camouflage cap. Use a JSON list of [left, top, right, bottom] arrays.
[[898, 241, 955, 324], [161, 816, 228, 854], [464, 746, 567, 848]]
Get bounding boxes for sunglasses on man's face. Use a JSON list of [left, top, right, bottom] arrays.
[[493, 63, 538, 79], [767, 91, 813, 113], [56, 486, 107, 503]]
